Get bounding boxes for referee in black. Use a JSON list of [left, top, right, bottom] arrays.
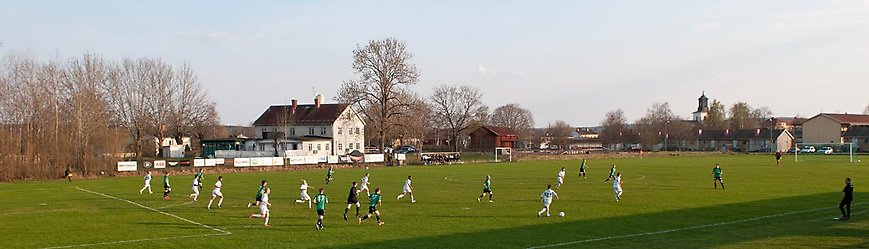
[[839, 177, 854, 221]]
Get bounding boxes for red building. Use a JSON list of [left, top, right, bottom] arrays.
[[468, 126, 519, 152]]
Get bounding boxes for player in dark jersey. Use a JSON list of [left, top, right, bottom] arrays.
[[775, 151, 782, 166], [840, 178, 854, 221], [344, 181, 361, 220], [712, 164, 725, 189]]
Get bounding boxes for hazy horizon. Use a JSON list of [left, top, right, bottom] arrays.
[[2, 1, 868, 127]]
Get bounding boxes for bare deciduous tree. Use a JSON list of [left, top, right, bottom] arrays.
[[545, 120, 573, 150], [336, 38, 420, 151], [703, 99, 727, 129], [600, 109, 628, 147], [489, 103, 534, 144], [429, 85, 487, 152], [634, 102, 675, 150]]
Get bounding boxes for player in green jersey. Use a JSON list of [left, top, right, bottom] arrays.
[[604, 164, 616, 182], [578, 159, 588, 179], [313, 188, 329, 230], [712, 164, 725, 189], [477, 175, 493, 203], [359, 188, 384, 225], [163, 171, 171, 200], [326, 165, 334, 185], [247, 180, 267, 208]]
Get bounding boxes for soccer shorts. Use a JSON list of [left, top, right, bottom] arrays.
[[360, 185, 369, 192], [368, 206, 378, 213], [483, 188, 492, 194], [192, 186, 200, 194], [317, 209, 326, 216], [402, 187, 412, 193], [613, 186, 623, 195], [212, 189, 222, 197], [714, 177, 722, 181], [256, 196, 262, 202], [347, 196, 359, 204], [259, 205, 269, 214], [144, 182, 151, 187], [543, 199, 552, 207], [557, 177, 563, 183], [300, 191, 310, 201]]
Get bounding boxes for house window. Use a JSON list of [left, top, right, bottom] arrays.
[[261, 128, 267, 133], [273, 128, 278, 132], [317, 144, 321, 151], [290, 128, 296, 136], [321, 127, 327, 135], [338, 128, 342, 135], [348, 143, 353, 150], [337, 143, 343, 151], [308, 144, 313, 151], [355, 128, 360, 134], [309, 127, 315, 135], [356, 143, 360, 150], [326, 144, 330, 151]]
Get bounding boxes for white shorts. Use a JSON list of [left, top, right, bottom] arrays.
[[557, 177, 563, 183], [300, 191, 310, 201], [543, 199, 552, 207], [212, 189, 222, 197], [144, 182, 151, 187], [259, 205, 269, 214], [613, 186, 623, 194], [402, 187, 412, 193], [360, 184, 369, 191], [192, 186, 200, 194]]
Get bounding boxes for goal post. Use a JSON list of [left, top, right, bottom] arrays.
[[494, 147, 512, 162], [794, 143, 857, 163]]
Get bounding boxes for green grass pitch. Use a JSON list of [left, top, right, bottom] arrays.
[[1, 154, 866, 248]]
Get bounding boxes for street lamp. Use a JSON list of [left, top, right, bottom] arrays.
[[664, 119, 671, 151]]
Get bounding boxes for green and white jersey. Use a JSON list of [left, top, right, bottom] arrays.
[[712, 168, 722, 178], [194, 172, 203, 182], [580, 161, 586, 171], [483, 179, 491, 190], [256, 185, 265, 198], [608, 166, 616, 177], [368, 193, 381, 207], [314, 194, 328, 210]]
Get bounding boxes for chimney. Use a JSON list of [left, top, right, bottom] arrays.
[[291, 99, 298, 114], [314, 94, 322, 108]]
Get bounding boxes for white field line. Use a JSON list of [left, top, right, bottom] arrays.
[[158, 199, 196, 209], [811, 209, 869, 222], [39, 187, 232, 249], [527, 202, 868, 249]]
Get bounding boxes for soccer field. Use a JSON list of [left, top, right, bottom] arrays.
[[1, 154, 866, 248]]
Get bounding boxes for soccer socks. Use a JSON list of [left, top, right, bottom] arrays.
[[538, 208, 547, 216], [355, 206, 360, 216], [344, 208, 349, 220], [252, 214, 263, 218], [489, 193, 493, 201], [264, 216, 269, 225], [397, 194, 404, 200], [208, 199, 213, 209], [217, 198, 223, 207]]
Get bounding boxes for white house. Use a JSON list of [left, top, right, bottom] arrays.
[[250, 95, 365, 157]]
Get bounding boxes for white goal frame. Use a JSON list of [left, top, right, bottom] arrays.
[[794, 142, 856, 163], [494, 147, 512, 162]]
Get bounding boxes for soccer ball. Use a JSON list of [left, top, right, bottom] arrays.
[[558, 212, 565, 217]]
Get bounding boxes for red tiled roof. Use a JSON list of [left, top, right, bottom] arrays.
[[697, 128, 788, 140], [483, 126, 519, 137], [817, 113, 869, 125], [252, 104, 348, 126]]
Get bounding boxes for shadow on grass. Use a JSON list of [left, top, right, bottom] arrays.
[[331, 192, 865, 249]]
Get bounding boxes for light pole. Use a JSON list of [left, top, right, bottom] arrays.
[[664, 119, 670, 151]]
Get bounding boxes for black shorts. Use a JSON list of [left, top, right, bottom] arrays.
[[714, 177, 722, 181], [347, 197, 359, 204], [579, 169, 585, 173], [483, 189, 492, 194], [368, 206, 378, 213], [776, 156, 782, 160], [256, 196, 262, 202], [317, 209, 326, 216]]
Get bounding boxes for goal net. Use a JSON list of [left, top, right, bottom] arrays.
[[494, 147, 512, 162], [793, 143, 858, 163]]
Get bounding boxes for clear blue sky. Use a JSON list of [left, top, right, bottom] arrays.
[[2, 0, 868, 126]]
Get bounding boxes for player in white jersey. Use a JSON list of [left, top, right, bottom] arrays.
[[189, 175, 201, 201], [613, 173, 623, 202], [556, 167, 566, 188], [295, 180, 312, 208], [249, 187, 271, 227], [537, 184, 559, 217], [396, 175, 416, 203], [140, 171, 153, 194], [357, 173, 371, 196], [208, 176, 224, 210]]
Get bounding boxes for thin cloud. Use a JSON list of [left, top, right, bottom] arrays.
[[478, 65, 497, 77]]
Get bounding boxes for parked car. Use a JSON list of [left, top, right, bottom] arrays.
[[818, 147, 834, 154], [396, 145, 418, 154], [799, 146, 816, 153], [787, 147, 798, 153]]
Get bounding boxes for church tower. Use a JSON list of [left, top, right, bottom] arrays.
[[692, 92, 709, 122]]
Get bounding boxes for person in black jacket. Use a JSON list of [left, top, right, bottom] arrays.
[[840, 178, 854, 221]]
